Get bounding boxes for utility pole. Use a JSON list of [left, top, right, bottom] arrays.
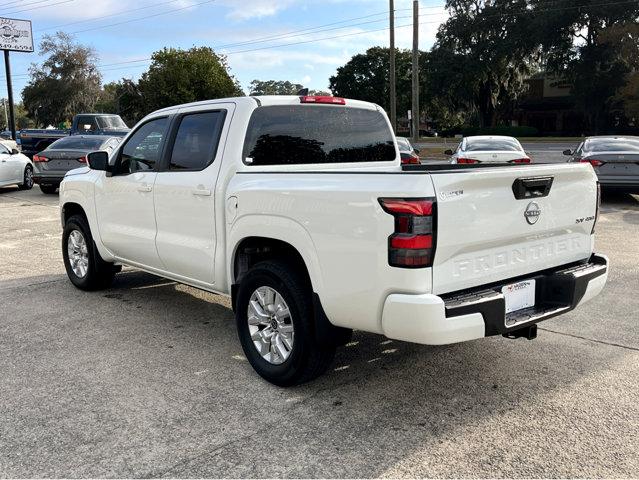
[[389, 0, 396, 132], [411, 0, 419, 143], [3, 51, 16, 140]]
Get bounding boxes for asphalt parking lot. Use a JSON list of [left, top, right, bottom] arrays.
[[1, 184, 638, 477]]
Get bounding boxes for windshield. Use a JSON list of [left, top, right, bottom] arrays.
[[48, 137, 108, 150], [585, 138, 639, 152], [97, 116, 128, 130], [465, 138, 521, 152]]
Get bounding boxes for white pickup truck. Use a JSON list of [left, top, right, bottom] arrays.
[[59, 95, 609, 386]]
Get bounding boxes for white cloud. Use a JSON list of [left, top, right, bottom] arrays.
[[217, 0, 296, 20], [301, 74, 311, 84]]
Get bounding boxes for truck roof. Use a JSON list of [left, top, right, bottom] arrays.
[[151, 95, 379, 116]]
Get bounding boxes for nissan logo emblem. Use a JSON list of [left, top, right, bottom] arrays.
[[524, 201, 541, 225]]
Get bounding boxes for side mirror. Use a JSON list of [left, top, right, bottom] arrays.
[[87, 151, 109, 171], [11, 148, 19, 155], [414, 148, 420, 155], [563, 149, 572, 156], [444, 149, 453, 155]]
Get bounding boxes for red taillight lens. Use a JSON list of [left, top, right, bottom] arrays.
[[77, 156, 87, 163], [510, 157, 531, 164], [400, 152, 420, 165], [300, 95, 345, 105], [33, 154, 48, 162], [379, 197, 436, 268], [457, 158, 478, 164], [379, 199, 433, 216], [580, 158, 603, 167]]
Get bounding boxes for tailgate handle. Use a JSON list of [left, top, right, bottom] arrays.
[[512, 176, 553, 200]]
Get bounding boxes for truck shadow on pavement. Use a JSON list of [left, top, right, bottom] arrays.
[[2, 267, 635, 478]]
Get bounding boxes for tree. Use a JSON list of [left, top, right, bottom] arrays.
[[94, 80, 143, 126], [249, 80, 303, 95], [22, 32, 101, 127], [329, 47, 422, 117], [137, 47, 243, 116], [530, 0, 639, 133], [428, 0, 541, 128]]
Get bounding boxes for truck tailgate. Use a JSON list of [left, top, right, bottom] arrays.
[[430, 163, 597, 295]]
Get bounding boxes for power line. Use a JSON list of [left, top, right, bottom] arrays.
[[0, 0, 60, 14], [33, 0, 191, 33], [68, 0, 217, 35], [0, 0, 74, 16]]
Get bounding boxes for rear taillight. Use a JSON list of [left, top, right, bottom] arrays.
[[510, 157, 531, 164], [32, 155, 48, 162], [78, 156, 87, 163], [592, 181, 600, 234], [379, 198, 436, 268], [580, 158, 604, 167], [457, 158, 478, 164], [400, 152, 420, 165], [300, 95, 345, 105]]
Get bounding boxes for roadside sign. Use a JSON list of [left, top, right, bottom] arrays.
[[0, 17, 34, 53]]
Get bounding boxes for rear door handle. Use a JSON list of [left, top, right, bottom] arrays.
[[192, 188, 211, 196], [137, 184, 152, 192]]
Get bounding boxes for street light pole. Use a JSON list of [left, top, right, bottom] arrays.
[[389, 0, 396, 132], [411, 0, 419, 143]]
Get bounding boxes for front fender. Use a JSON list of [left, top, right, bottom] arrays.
[[59, 181, 114, 262]]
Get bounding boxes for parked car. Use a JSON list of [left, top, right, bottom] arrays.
[[60, 95, 607, 386], [20, 114, 129, 158], [564, 136, 639, 193], [33, 135, 122, 194], [445, 135, 531, 164], [396, 136, 420, 164], [0, 142, 33, 190]]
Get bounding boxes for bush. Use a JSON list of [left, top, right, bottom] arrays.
[[460, 125, 539, 137]]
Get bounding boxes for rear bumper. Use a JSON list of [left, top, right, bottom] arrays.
[[597, 174, 639, 190], [381, 254, 608, 345], [32, 173, 64, 185]]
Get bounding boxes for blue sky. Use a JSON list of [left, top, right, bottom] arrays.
[[0, 0, 448, 100]]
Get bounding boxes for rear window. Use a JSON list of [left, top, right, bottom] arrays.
[[465, 138, 521, 152], [586, 138, 639, 152], [48, 137, 106, 150], [243, 105, 395, 165]]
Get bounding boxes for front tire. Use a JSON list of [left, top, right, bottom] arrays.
[[40, 184, 58, 194], [62, 214, 117, 291], [18, 165, 33, 190], [236, 261, 336, 386]]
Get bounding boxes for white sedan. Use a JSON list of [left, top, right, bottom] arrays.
[[0, 141, 34, 190], [445, 135, 531, 164]]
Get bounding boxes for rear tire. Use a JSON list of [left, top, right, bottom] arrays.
[[40, 184, 58, 194], [62, 214, 118, 291], [18, 165, 33, 190], [236, 261, 336, 386]]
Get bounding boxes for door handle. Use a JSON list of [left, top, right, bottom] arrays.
[[137, 184, 152, 192], [192, 188, 211, 196]]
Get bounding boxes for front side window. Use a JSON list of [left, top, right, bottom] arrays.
[[169, 111, 225, 170], [118, 117, 168, 174], [243, 105, 395, 165]]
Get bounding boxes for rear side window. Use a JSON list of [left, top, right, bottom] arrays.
[[169, 111, 226, 170], [243, 105, 395, 165]]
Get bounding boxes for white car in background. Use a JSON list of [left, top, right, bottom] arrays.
[[445, 135, 531, 164], [0, 141, 34, 190]]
